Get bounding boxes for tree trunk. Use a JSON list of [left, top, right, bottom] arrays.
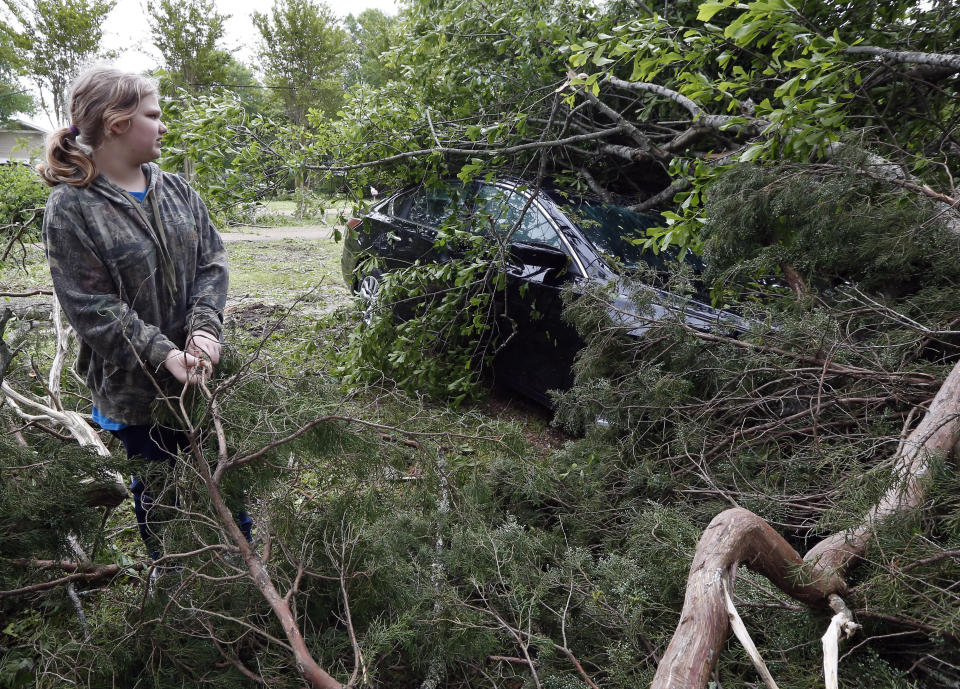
[[652, 356, 960, 688], [650, 508, 843, 689], [803, 356, 960, 577]]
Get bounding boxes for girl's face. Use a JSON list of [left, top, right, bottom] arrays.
[[114, 93, 166, 164]]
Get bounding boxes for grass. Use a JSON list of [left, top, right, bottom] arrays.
[[225, 238, 348, 308], [264, 200, 297, 213]]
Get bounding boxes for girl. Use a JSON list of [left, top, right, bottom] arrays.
[[38, 66, 251, 559]]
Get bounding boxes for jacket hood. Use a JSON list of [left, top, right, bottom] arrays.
[[87, 162, 160, 205]]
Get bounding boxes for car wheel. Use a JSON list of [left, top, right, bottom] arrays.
[[356, 270, 383, 325]]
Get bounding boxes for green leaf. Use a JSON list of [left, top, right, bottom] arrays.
[[697, 2, 730, 22], [739, 144, 766, 162]]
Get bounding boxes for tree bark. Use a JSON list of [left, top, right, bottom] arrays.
[[195, 392, 345, 689], [803, 356, 960, 577], [650, 508, 843, 689], [652, 356, 960, 688], [844, 46, 960, 72]]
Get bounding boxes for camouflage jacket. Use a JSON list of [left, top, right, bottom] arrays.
[[42, 163, 228, 425]]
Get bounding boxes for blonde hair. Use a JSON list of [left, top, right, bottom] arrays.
[[37, 66, 159, 187]]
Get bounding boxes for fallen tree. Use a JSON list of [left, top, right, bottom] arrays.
[[2, 1, 959, 686], [653, 352, 960, 687]]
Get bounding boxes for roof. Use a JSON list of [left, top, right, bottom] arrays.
[[0, 118, 50, 134], [0, 119, 49, 163]]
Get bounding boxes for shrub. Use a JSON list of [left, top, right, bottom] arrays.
[[0, 163, 48, 237]]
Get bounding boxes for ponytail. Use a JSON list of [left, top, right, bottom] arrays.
[[35, 66, 158, 188], [37, 126, 97, 187]]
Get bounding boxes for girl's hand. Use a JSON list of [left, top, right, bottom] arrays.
[[186, 330, 221, 365], [163, 348, 211, 385]]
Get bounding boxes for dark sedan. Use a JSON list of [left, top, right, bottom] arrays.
[[341, 179, 746, 406]]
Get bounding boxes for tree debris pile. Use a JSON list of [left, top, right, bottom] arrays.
[[3, 0, 960, 686], [549, 164, 960, 686]]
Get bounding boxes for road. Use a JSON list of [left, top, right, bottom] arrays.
[[219, 225, 336, 242]]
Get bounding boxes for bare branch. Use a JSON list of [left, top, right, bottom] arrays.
[[0, 288, 53, 297], [628, 178, 690, 212], [804, 356, 960, 577], [306, 127, 627, 172], [580, 87, 661, 156], [606, 75, 703, 118], [844, 46, 960, 73], [0, 562, 141, 599], [651, 508, 844, 689], [578, 167, 614, 203]]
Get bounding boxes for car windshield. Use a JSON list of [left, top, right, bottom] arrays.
[[562, 201, 683, 270], [398, 185, 465, 227], [474, 185, 564, 249]]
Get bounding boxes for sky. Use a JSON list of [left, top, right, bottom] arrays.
[[105, 0, 399, 72], [20, 0, 398, 128]]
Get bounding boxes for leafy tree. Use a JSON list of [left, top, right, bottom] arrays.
[[343, 8, 397, 89], [0, 28, 33, 122], [219, 55, 284, 118], [157, 89, 300, 221], [325, 0, 959, 261], [0, 163, 47, 235], [252, 0, 352, 216], [146, 0, 231, 94], [0, 0, 114, 125], [252, 0, 352, 124]]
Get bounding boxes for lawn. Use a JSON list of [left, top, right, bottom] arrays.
[[224, 238, 348, 309]]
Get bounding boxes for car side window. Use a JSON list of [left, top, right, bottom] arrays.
[[475, 186, 563, 249], [401, 187, 461, 227], [389, 190, 415, 218]]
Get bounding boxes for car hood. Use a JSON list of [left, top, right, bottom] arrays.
[[607, 279, 753, 338]]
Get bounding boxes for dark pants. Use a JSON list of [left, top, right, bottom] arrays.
[[112, 424, 253, 560]]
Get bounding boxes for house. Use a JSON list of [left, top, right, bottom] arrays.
[[0, 118, 48, 163]]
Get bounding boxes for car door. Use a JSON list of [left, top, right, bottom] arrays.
[[367, 187, 442, 271], [473, 184, 585, 404]]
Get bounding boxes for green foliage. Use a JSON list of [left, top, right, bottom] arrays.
[[548, 216, 960, 684], [147, 0, 231, 94], [328, 0, 605, 191], [1, 0, 115, 124], [219, 56, 283, 118], [562, 0, 959, 253], [0, 436, 117, 562], [253, 0, 352, 124], [0, 162, 47, 235], [701, 159, 960, 302], [336, 228, 502, 405], [158, 90, 302, 222], [0, 28, 34, 121], [343, 9, 398, 90]]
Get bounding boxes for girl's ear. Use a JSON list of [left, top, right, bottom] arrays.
[[106, 119, 131, 137]]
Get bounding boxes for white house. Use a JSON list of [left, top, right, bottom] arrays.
[[0, 118, 49, 163]]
